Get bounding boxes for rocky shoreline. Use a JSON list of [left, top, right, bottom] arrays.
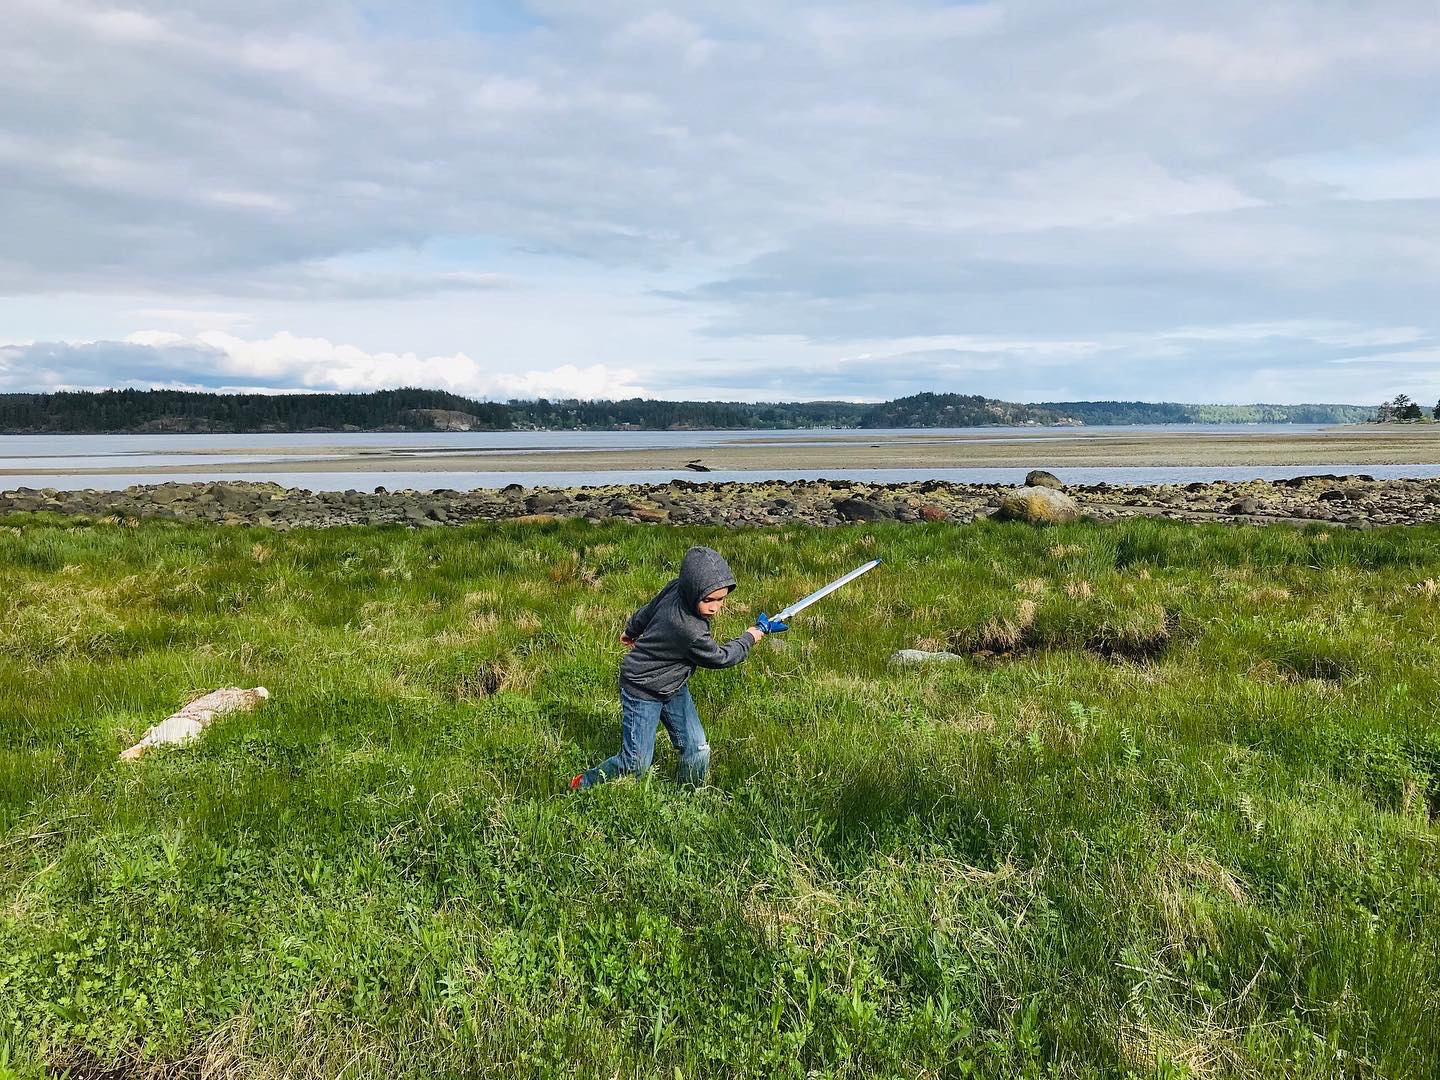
[[4, 473, 1439, 530]]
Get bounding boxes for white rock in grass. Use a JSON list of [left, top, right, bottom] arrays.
[[890, 649, 965, 665], [119, 687, 270, 761]]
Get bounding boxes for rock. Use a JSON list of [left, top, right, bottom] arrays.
[[891, 649, 966, 665], [994, 486, 1080, 524], [213, 484, 255, 509], [11, 475, 1432, 532], [1024, 470, 1064, 490], [833, 497, 888, 522]]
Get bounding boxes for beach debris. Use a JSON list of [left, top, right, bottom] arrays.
[[891, 649, 965, 665], [119, 687, 270, 761], [684, 460, 712, 472]]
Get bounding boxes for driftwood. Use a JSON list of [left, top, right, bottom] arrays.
[[119, 687, 270, 761]]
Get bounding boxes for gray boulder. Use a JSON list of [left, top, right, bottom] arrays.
[[213, 483, 259, 510], [1024, 470, 1064, 490], [833, 497, 888, 522], [994, 486, 1080, 524]]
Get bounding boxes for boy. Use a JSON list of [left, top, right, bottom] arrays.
[[571, 546, 785, 790]]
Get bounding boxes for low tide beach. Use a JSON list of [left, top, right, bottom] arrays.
[[4, 425, 1440, 483]]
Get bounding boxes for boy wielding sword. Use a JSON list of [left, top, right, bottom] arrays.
[[571, 551, 881, 791]]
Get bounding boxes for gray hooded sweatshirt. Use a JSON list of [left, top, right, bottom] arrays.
[[620, 546, 755, 700]]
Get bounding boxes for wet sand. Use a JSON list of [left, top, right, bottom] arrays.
[[7, 425, 1440, 477]]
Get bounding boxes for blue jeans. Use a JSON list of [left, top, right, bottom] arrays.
[[580, 684, 711, 789]]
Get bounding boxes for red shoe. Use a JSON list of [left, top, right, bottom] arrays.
[[569, 774, 584, 791]]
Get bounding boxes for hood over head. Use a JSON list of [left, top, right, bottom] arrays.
[[678, 546, 737, 614]]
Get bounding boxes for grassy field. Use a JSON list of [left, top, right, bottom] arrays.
[[1, 514, 1438, 1078]]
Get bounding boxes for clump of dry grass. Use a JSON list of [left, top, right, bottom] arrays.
[[741, 862, 850, 952], [1083, 603, 1176, 661], [951, 598, 1038, 655], [548, 552, 600, 587], [468, 610, 500, 634], [1244, 587, 1291, 603]]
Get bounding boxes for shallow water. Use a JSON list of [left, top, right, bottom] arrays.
[[5, 463, 1435, 493]]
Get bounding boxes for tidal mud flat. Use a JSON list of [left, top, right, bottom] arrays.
[[3, 472, 1437, 529], [9, 423, 1440, 477]]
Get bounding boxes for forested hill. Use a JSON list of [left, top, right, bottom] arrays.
[[0, 388, 1372, 433]]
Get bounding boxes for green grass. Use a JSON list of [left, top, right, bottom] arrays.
[[1, 514, 1438, 1078]]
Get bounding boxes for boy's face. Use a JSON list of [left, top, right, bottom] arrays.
[[696, 586, 731, 619]]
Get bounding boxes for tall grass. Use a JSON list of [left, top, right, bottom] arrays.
[[1, 514, 1437, 1078]]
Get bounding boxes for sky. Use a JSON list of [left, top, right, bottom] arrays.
[[1, 0, 1438, 405]]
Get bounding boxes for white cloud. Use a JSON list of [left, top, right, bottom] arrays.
[[0, 331, 651, 401]]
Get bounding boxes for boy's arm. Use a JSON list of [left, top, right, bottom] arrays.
[[623, 579, 676, 641], [686, 626, 759, 670]]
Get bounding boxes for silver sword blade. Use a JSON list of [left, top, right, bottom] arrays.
[[775, 559, 881, 620]]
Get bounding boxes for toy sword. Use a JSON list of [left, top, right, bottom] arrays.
[[758, 559, 881, 631]]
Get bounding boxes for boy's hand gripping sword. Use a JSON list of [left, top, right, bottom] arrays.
[[757, 559, 882, 633]]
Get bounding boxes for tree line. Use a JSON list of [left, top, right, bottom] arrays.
[[1372, 394, 1439, 422], [0, 387, 1375, 434]]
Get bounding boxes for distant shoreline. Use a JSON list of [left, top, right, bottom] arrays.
[[0, 420, 1389, 437]]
